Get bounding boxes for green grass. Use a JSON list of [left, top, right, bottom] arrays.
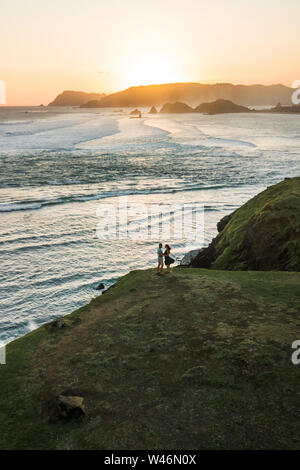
[[0, 267, 299, 449], [204, 177, 300, 270]]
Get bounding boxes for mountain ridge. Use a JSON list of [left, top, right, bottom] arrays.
[[48, 90, 106, 107], [77, 82, 293, 108]]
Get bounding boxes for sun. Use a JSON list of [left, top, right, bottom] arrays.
[[127, 53, 183, 87]]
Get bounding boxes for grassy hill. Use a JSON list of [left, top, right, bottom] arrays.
[[191, 177, 300, 271], [0, 268, 299, 450]]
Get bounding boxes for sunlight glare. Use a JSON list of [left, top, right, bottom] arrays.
[[127, 53, 183, 87]]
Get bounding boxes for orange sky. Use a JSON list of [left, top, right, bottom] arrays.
[[1, 0, 300, 105]]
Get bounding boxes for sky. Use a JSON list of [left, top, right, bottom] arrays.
[[1, 0, 300, 105]]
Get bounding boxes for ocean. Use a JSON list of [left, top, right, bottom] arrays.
[[1, 106, 299, 345]]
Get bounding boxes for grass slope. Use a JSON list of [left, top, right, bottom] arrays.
[[0, 268, 299, 450], [192, 177, 300, 271]]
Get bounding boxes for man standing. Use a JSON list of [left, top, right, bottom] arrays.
[[157, 243, 164, 274]]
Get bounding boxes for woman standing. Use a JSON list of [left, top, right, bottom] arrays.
[[164, 244, 174, 273]]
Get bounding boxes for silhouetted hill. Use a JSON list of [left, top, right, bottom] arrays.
[[81, 82, 293, 108], [160, 102, 194, 113], [195, 99, 252, 114], [48, 90, 106, 107], [159, 99, 251, 114], [149, 105, 158, 114], [130, 108, 142, 115], [268, 103, 300, 114]]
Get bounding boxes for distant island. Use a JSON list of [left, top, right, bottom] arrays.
[[149, 105, 158, 114], [195, 99, 252, 114], [49, 82, 294, 108], [47, 84, 300, 117], [159, 99, 252, 114], [160, 102, 195, 113], [270, 102, 300, 114], [48, 89, 300, 115], [157, 99, 300, 115], [48, 90, 106, 107]]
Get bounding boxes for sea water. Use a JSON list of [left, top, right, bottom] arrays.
[[0, 106, 299, 344]]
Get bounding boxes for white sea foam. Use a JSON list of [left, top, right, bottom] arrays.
[[27, 320, 39, 333], [0, 113, 119, 150], [0, 202, 43, 212], [78, 116, 168, 150]]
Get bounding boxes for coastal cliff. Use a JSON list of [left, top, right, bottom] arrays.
[[190, 178, 300, 270], [48, 90, 106, 107]]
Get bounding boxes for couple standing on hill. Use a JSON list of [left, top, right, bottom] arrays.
[[157, 243, 175, 274]]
